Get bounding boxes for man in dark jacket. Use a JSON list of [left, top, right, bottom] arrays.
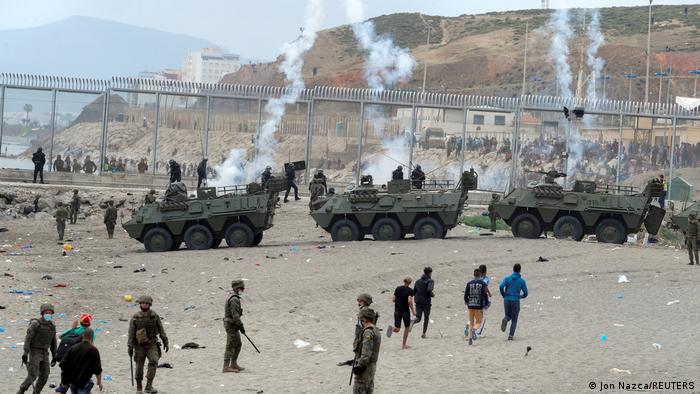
[[499, 263, 528, 340], [392, 165, 404, 180], [32, 147, 46, 183], [54, 155, 64, 172], [464, 268, 489, 345], [82, 156, 97, 174], [168, 159, 181, 183], [59, 327, 103, 393], [261, 166, 273, 187], [410, 165, 425, 189], [283, 163, 300, 202], [197, 158, 208, 188], [411, 267, 434, 338]]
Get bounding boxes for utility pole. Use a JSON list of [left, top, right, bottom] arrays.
[[644, 0, 653, 103], [417, 14, 431, 164], [666, 47, 673, 105], [521, 21, 529, 96]]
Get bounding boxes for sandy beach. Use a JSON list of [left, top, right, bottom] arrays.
[[0, 183, 698, 393]]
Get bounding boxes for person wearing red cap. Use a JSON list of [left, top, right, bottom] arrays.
[[55, 314, 95, 393]]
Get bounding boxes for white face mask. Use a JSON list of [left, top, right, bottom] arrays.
[[42, 314, 53, 322]]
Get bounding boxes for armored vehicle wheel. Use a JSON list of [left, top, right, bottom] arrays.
[[225, 223, 254, 247], [553, 215, 584, 241], [211, 238, 222, 248], [372, 218, 401, 241], [252, 232, 263, 246], [184, 224, 214, 250], [511, 213, 541, 239], [413, 217, 444, 240], [331, 219, 361, 242], [595, 218, 626, 244], [143, 228, 173, 253]]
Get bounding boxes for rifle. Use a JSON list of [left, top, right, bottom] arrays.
[[242, 332, 261, 354], [348, 350, 359, 386], [130, 355, 134, 386]]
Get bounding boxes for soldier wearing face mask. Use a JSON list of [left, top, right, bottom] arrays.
[[17, 303, 57, 394]]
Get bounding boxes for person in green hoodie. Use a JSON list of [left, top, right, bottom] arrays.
[[499, 263, 528, 340]]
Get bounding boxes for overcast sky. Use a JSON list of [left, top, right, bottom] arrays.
[[0, 0, 695, 60]]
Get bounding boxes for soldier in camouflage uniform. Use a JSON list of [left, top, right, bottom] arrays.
[[487, 193, 500, 232], [353, 294, 373, 358], [223, 280, 246, 373], [128, 296, 168, 394], [104, 200, 118, 239], [144, 189, 157, 204], [17, 303, 57, 394], [353, 308, 381, 394], [55, 202, 69, 241], [69, 189, 80, 224]]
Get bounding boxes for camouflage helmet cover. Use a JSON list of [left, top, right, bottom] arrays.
[[40, 303, 55, 313], [138, 295, 153, 305], [231, 279, 245, 290], [358, 308, 376, 321], [357, 293, 373, 305]]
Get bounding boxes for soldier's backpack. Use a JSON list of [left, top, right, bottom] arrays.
[[55, 330, 82, 362]]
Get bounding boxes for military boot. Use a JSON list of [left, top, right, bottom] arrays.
[[222, 360, 237, 373], [144, 379, 158, 393], [232, 362, 245, 371], [135, 380, 143, 394]]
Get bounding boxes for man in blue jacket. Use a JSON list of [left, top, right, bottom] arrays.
[[499, 263, 528, 340]]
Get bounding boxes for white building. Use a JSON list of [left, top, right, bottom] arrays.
[[181, 48, 241, 84]]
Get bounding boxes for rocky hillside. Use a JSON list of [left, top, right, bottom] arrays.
[[223, 5, 700, 101]]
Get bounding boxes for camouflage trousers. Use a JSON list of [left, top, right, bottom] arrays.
[[134, 343, 160, 382], [688, 237, 698, 264], [56, 220, 66, 240], [224, 324, 242, 363], [70, 209, 78, 224], [489, 214, 497, 232], [106, 223, 115, 238], [19, 348, 50, 394], [353, 363, 376, 394]]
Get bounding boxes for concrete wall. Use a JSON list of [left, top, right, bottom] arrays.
[[0, 168, 198, 190]]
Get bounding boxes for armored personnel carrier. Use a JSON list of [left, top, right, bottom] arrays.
[[123, 178, 287, 252], [309, 170, 478, 241], [492, 170, 665, 244]]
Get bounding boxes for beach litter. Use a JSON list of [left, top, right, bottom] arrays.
[[666, 300, 680, 306], [311, 344, 326, 352], [293, 339, 310, 349], [609, 368, 632, 375], [617, 275, 629, 284], [652, 343, 662, 349]]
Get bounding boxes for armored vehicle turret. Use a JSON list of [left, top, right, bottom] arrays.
[[123, 177, 287, 252], [493, 173, 665, 244], [309, 170, 478, 241]]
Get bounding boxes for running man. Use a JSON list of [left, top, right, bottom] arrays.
[[388, 277, 415, 349], [411, 267, 434, 338], [475, 264, 492, 337], [464, 268, 489, 345], [499, 263, 528, 340]]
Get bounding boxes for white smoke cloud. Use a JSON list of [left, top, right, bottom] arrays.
[[548, 8, 574, 98], [346, 0, 416, 183], [586, 10, 605, 101], [211, 0, 323, 186]]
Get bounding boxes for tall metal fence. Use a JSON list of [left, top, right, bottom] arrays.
[[1, 73, 699, 200]]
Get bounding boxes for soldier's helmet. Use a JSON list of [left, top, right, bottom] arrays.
[[231, 280, 245, 290], [357, 293, 373, 305], [317, 169, 323, 174], [416, 165, 421, 171], [397, 165, 402, 170], [138, 295, 153, 305], [265, 166, 272, 171], [168, 159, 175, 165], [73, 189, 79, 194], [40, 303, 55, 314], [149, 189, 156, 194], [358, 308, 376, 321]]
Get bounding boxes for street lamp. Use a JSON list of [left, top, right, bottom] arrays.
[[644, 0, 653, 103], [690, 69, 700, 97], [624, 73, 639, 101], [654, 70, 668, 103]]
